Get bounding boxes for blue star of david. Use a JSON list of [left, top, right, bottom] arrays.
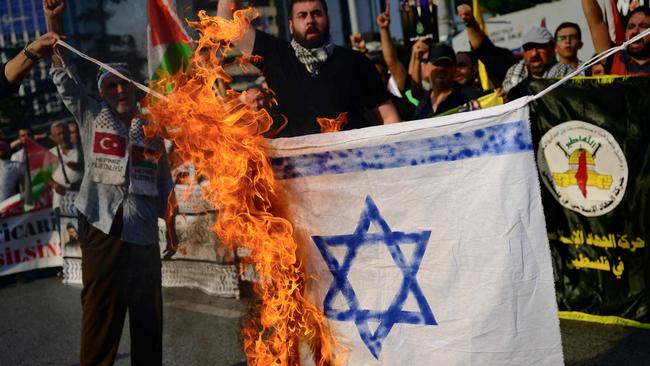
[[312, 196, 437, 359]]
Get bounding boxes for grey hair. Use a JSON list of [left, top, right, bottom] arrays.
[[50, 121, 66, 135]]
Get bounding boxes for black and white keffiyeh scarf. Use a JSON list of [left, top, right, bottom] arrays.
[[291, 38, 336, 76], [502, 59, 584, 92]]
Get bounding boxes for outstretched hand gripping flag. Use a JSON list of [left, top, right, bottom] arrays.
[[147, 0, 192, 83], [268, 99, 563, 364]]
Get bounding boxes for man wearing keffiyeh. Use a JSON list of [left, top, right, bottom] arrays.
[[44, 1, 178, 365], [218, 0, 401, 137]]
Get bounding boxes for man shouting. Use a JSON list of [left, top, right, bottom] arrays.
[[218, 0, 400, 137]]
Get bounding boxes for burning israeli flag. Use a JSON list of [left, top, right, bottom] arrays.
[[268, 98, 564, 365]]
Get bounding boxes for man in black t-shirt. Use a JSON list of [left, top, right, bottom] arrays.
[[218, 0, 400, 137]]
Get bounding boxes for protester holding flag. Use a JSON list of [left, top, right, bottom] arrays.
[[0, 32, 60, 100], [44, 0, 177, 364], [217, 0, 401, 137], [583, 1, 650, 75], [456, 4, 581, 100]]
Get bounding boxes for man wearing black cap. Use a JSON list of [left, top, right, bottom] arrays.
[[44, 1, 177, 365], [412, 43, 484, 119]]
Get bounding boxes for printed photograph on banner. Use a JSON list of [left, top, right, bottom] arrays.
[[537, 121, 628, 217], [60, 217, 81, 258]]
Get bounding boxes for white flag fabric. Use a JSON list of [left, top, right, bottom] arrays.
[[268, 98, 563, 365]]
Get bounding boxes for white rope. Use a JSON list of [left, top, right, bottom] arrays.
[[54, 40, 168, 101], [530, 27, 650, 102]]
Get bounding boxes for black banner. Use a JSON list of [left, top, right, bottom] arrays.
[[530, 77, 649, 323]]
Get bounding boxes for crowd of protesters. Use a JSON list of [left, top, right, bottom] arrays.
[[0, 0, 648, 364], [237, 0, 649, 137], [1, 0, 649, 208], [0, 121, 80, 203]]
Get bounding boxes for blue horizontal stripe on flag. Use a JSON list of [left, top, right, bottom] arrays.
[[271, 120, 532, 180]]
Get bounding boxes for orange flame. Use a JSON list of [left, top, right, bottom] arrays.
[[143, 8, 343, 365], [316, 112, 348, 133]]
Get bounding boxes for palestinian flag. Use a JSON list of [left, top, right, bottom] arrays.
[[132, 146, 158, 170], [25, 137, 59, 200], [147, 0, 192, 86], [529, 76, 650, 326]]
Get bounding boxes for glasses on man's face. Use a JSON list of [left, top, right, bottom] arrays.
[[556, 34, 579, 42]]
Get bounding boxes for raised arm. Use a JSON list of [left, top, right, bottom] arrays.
[[44, 0, 98, 124], [3, 33, 58, 88], [377, 4, 408, 92], [582, 0, 613, 53], [44, 0, 65, 68], [409, 39, 429, 100], [456, 4, 486, 51], [217, 0, 256, 55]]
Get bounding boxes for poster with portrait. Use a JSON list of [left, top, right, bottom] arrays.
[[399, 0, 438, 47], [60, 216, 81, 259]]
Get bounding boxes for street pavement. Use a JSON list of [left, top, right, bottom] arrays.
[[1, 271, 649, 366]]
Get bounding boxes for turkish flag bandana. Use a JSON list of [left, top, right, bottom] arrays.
[[93, 132, 126, 157]]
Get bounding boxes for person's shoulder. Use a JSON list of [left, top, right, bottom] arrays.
[[7, 160, 23, 171], [255, 29, 281, 43], [253, 29, 288, 52], [334, 46, 368, 62], [10, 149, 24, 160], [547, 61, 573, 77], [457, 84, 485, 99]]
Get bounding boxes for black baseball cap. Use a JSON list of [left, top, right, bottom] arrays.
[[426, 43, 456, 65]]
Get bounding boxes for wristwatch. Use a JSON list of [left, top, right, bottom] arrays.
[[23, 47, 40, 62]]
